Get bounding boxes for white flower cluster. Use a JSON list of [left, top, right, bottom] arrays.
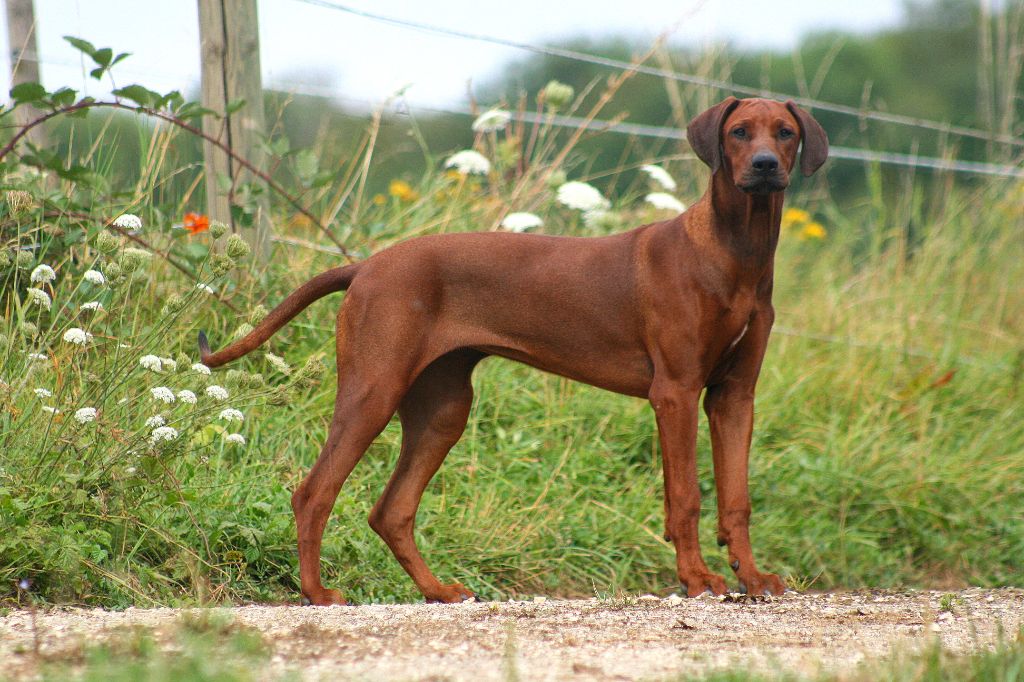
[[176, 390, 197, 405], [556, 182, 610, 212], [145, 415, 166, 428], [205, 385, 229, 400], [83, 270, 106, 286], [225, 433, 246, 446], [80, 301, 104, 312], [444, 150, 490, 175], [265, 352, 291, 375], [192, 363, 211, 376], [139, 355, 163, 372], [113, 213, 143, 230], [74, 407, 97, 424], [25, 287, 51, 310], [151, 386, 176, 403], [63, 328, 93, 346], [471, 109, 511, 133], [150, 426, 178, 445], [501, 212, 543, 233], [219, 408, 244, 423], [640, 165, 677, 191], [645, 192, 686, 213], [30, 264, 56, 284], [196, 283, 215, 295], [34, 388, 52, 399]]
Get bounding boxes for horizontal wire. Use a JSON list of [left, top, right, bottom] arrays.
[[290, 0, 1024, 147]]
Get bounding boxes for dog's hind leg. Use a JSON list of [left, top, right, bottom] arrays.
[[290, 375, 402, 605], [368, 349, 483, 603]]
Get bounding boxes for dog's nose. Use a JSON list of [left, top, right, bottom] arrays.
[[751, 152, 779, 174]]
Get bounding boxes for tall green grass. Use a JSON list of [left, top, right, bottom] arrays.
[[1, 81, 1021, 608]]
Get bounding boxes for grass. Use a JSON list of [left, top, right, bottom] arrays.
[[0, 62, 1022, 612]]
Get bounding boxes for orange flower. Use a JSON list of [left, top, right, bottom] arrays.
[[184, 212, 210, 235]]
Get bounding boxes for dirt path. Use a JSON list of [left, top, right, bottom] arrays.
[[2, 588, 1022, 680]]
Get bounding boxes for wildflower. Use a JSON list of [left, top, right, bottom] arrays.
[[34, 388, 52, 398], [30, 264, 56, 284], [74, 407, 97, 424], [192, 363, 211, 376], [139, 355, 163, 372], [183, 212, 209, 235], [782, 208, 811, 226], [83, 269, 106, 285], [541, 80, 574, 109], [196, 283, 215, 295], [27, 352, 48, 361], [501, 212, 543, 233], [112, 214, 143, 230], [210, 253, 235, 276], [233, 323, 254, 341], [41, 406, 59, 414], [0, 250, 10, 268], [206, 385, 229, 400], [645, 192, 686, 213], [80, 301, 104, 312], [444, 150, 491, 175], [145, 415, 166, 428], [472, 108, 512, 133], [388, 180, 420, 202], [249, 305, 269, 325], [125, 466, 137, 474], [372, 194, 386, 206], [176, 390, 197, 405], [265, 352, 292, 375], [151, 386, 175, 403], [6, 190, 32, 213], [582, 209, 624, 231], [225, 433, 246, 446], [160, 357, 177, 372], [799, 222, 827, 240], [149, 426, 179, 445], [219, 408, 244, 423], [120, 248, 151, 273], [95, 231, 121, 254], [15, 251, 32, 269], [25, 287, 52, 310], [209, 220, 228, 239], [640, 165, 677, 191], [225, 234, 250, 260], [556, 181, 610, 212], [63, 328, 93, 345]]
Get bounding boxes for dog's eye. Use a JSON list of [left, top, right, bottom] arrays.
[[731, 127, 747, 139], [779, 127, 795, 139]]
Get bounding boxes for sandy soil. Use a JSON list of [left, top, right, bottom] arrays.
[[1, 588, 1022, 680]]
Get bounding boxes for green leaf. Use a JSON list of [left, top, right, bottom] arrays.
[[111, 52, 131, 68], [176, 101, 215, 121], [88, 67, 105, 81], [10, 82, 46, 104], [225, 98, 247, 115], [63, 36, 97, 58], [49, 87, 78, 107], [92, 47, 113, 68], [112, 84, 160, 108]]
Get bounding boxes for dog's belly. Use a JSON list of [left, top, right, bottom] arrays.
[[471, 342, 654, 398]]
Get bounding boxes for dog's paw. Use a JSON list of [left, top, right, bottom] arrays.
[[425, 582, 476, 604], [734, 570, 786, 597], [301, 588, 348, 606], [680, 572, 728, 597]]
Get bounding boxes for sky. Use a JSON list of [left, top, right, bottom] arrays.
[[3, 0, 905, 110]]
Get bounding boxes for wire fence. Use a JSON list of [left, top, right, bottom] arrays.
[[292, 0, 1024, 148]]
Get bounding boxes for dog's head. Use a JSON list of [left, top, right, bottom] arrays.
[[687, 97, 828, 194]]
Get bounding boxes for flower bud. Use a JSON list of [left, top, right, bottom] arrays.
[[226, 234, 251, 260], [541, 80, 575, 110], [95, 231, 121, 254], [209, 221, 228, 239], [210, 254, 235, 276]]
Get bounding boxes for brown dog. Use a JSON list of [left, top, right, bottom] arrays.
[[199, 97, 828, 605]]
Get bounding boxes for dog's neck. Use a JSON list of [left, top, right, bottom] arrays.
[[684, 171, 783, 292]]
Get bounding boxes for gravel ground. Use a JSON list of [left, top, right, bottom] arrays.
[[2, 588, 1022, 680]]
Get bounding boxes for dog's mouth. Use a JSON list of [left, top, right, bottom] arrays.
[[737, 174, 789, 194]]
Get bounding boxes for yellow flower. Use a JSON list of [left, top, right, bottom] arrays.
[[782, 207, 811, 229], [799, 222, 826, 240], [372, 193, 386, 206], [388, 180, 419, 202]]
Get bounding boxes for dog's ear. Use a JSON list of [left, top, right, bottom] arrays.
[[687, 97, 740, 173], [785, 101, 829, 176]]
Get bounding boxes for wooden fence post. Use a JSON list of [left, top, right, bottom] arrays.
[[197, 0, 271, 263], [5, 0, 47, 149]]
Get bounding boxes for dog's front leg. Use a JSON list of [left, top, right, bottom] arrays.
[[650, 382, 728, 596], [703, 311, 787, 597]]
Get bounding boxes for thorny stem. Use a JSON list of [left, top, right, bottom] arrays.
[[1, 99, 355, 261]]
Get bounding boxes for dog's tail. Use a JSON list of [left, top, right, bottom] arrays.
[[198, 263, 360, 368]]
